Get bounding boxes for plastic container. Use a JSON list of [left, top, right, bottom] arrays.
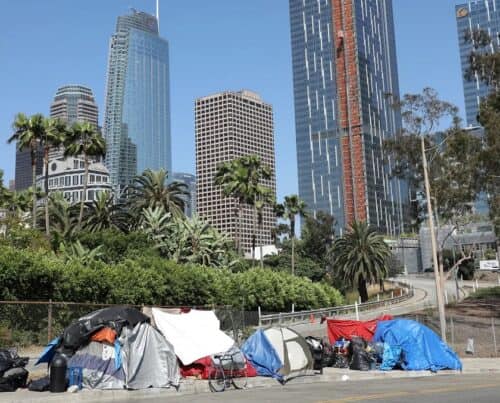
[[49, 355, 67, 393]]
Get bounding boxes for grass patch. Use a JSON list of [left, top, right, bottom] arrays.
[[467, 286, 500, 300]]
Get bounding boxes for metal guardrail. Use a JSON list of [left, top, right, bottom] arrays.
[[258, 282, 414, 327]]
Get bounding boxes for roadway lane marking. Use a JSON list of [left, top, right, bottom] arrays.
[[316, 381, 500, 402]]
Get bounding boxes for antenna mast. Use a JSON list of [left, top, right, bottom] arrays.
[[156, 0, 160, 30]]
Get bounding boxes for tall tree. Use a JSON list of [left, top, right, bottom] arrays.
[[301, 211, 336, 264], [275, 195, 307, 276], [128, 169, 188, 220], [7, 113, 45, 229], [214, 155, 272, 257], [41, 117, 67, 236], [64, 122, 106, 227], [329, 221, 390, 302]]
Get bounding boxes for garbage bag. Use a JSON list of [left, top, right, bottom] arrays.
[[305, 336, 324, 371], [0, 367, 28, 392], [348, 337, 367, 356], [321, 337, 336, 367], [349, 350, 371, 371], [0, 349, 29, 377], [28, 376, 50, 392]]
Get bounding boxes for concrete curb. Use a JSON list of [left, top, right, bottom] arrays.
[[2, 361, 500, 403]]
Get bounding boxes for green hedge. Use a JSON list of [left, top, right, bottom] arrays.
[[0, 245, 343, 312]]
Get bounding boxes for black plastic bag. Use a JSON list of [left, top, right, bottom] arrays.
[[349, 350, 371, 371], [305, 336, 324, 371], [0, 367, 28, 392], [28, 376, 50, 392], [0, 349, 29, 377]]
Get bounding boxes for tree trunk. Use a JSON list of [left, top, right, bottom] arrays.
[[31, 149, 37, 229], [252, 203, 257, 265], [358, 277, 369, 303], [259, 220, 264, 268], [379, 279, 385, 292], [79, 154, 88, 228], [237, 202, 243, 256], [291, 218, 295, 276], [44, 147, 50, 236]]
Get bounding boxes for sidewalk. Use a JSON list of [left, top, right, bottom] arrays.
[[1, 358, 498, 403]]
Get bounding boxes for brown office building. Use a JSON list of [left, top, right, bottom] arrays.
[[195, 90, 276, 254]]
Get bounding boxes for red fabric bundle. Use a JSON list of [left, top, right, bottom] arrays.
[[327, 315, 393, 343], [180, 356, 258, 379], [90, 327, 117, 344]]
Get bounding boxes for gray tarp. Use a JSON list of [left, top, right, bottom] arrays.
[[68, 323, 179, 390], [120, 322, 180, 389]]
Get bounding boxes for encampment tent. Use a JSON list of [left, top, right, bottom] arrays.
[[373, 319, 462, 372], [242, 327, 314, 383], [36, 306, 180, 390], [152, 308, 235, 366]]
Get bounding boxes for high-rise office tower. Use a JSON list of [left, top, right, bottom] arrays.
[[50, 85, 99, 127], [14, 147, 43, 191], [103, 9, 171, 193], [172, 172, 196, 217], [195, 90, 276, 253], [456, 1, 500, 126], [49, 84, 100, 160], [289, 0, 407, 235]]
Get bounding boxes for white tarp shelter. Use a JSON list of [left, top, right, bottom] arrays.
[[152, 308, 234, 365]]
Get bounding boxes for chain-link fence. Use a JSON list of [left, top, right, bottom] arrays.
[[404, 313, 499, 358], [0, 300, 252, 350]]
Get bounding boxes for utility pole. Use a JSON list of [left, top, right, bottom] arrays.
[[421, 135, 447, 341]]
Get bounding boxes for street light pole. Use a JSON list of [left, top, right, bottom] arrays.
[[421, 135, 447, 341]]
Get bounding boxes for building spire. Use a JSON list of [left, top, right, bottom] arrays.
[[156, 0, 160, 30]]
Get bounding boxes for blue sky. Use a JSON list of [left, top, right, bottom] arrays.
[[0, 0, 465, 200]]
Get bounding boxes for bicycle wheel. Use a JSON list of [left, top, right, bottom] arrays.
[[208, 365, 226, 392], [231, 366, 248, 389]]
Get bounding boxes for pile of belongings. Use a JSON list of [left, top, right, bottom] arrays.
[[0, 349, 29, 392], [35, 306, 179, 390], [151, 308, 256, 380], [325, 316, 462, 372], [373, 319, 462, 372], [241, 327, 314, 383], [304, 336, 337, 372]]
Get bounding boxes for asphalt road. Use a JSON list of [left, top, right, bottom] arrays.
[[138, 374, 500, 403]]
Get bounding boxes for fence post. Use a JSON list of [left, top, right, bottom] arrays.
[[355, 302, 359, 321], [450, 316, 455, 347], [258, 306, 261, 327], [377, 294, 380, 302], [278, 312, 282, 325], [444, 290, 448, 305], [492, 317, 498, 357], [391, 291, 394, 299], [47, 299, 53, 343], [291, 303, 295, 313]]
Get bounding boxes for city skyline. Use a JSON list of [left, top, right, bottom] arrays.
[[0, 0, 469, 205]]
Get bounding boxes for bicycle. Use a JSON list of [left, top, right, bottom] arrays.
[[208, 351, 248, 392]]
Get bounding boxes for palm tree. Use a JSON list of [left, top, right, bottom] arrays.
[[82, 191, 126, 233], [255, 188, 275, 267], [128, 169, 188, 220], [329, 221, 391, 302], [47, 192, 79, 245], [41, 117, 67, 236], [275, 195, 307, 276], [64, 122, 106, 227], [214, 155, 272, 257], [8, 113, 46, 228]]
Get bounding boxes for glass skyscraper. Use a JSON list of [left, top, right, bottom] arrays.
[[456, 1, 500, 126], [289, 0, 407, 235], [104, 10, 171, 192]]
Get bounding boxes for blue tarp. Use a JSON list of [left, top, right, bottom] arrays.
[[241, 329, 283, 380], [373, 319, 462, 372], [35, 337, 60, 366]]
